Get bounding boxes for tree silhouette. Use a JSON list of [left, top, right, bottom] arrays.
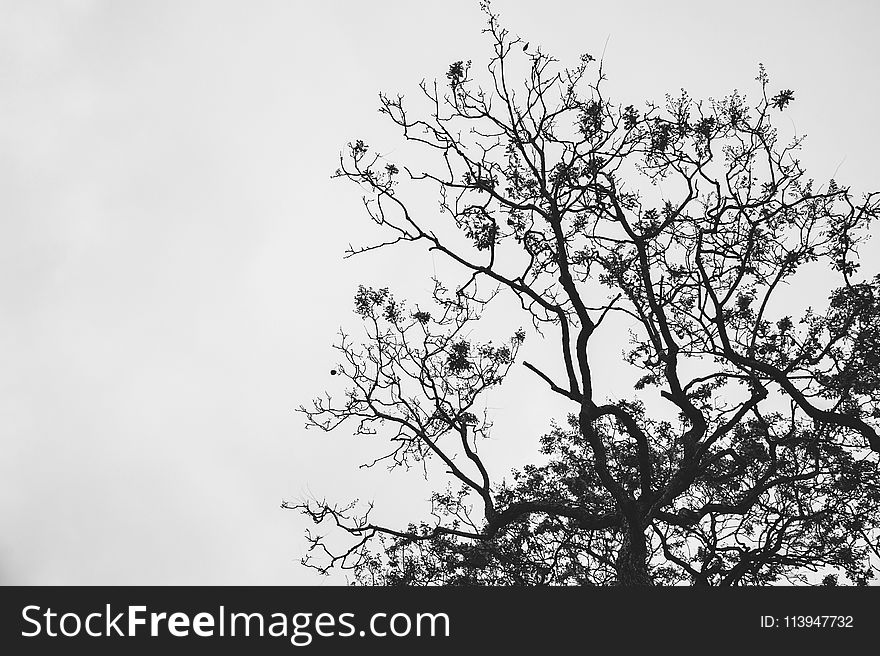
[[287, 5, 880, 586]]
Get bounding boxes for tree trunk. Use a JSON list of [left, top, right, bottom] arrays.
[[615, 524, 653, 586]]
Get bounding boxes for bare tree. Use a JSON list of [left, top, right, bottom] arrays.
[[287, 4, 880, 586]]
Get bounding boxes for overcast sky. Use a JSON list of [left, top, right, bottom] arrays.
[[1, 0, 878, 585]]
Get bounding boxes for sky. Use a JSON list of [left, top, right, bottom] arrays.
[[0, 0, 878, 585]]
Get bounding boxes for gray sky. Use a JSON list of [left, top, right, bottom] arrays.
[[1, 0, 878, 585]]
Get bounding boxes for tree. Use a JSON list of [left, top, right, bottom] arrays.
[[286, 5, 880, 586]]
